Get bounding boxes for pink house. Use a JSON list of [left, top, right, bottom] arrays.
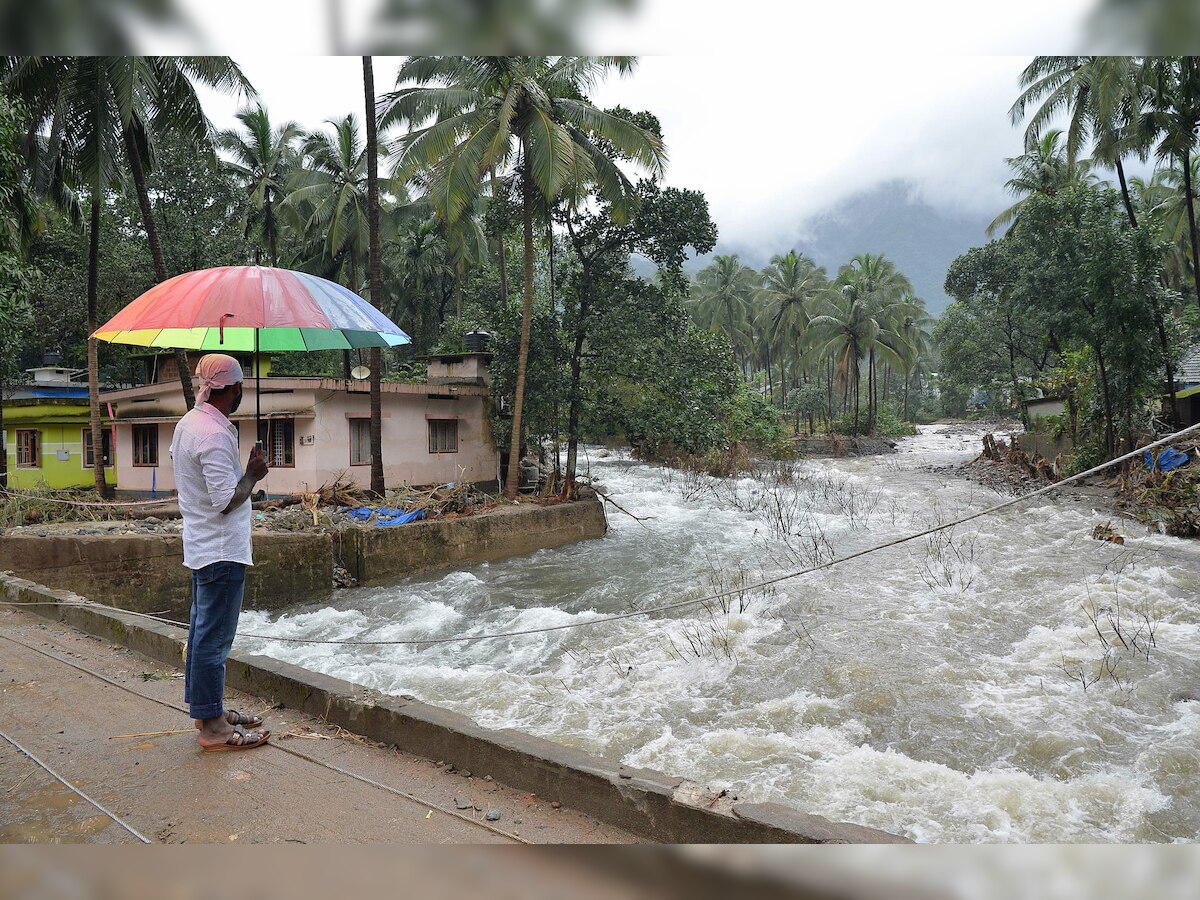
[[105, 352, 498, 497]]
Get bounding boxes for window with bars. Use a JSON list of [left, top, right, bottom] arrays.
[[428, 419, 458, 454], [132, 425, 158, 466], [16, 430, 39, 468], [82, 428, 113, 468], [257, 418, 295, 467], [349, 419, 371, 466]]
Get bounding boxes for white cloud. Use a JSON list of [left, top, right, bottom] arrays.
[[200, 53, 1042, 251]]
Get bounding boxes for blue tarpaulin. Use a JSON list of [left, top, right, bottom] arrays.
[[1144, 448, 1191, 473], [347, 506, 428, 527]]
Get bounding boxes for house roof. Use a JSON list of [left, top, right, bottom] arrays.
[[1179, 346, 1200, 386]]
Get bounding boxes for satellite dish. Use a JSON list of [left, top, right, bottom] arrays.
[[350, 365, 371, 380]]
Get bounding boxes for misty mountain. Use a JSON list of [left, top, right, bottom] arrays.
[[633, 180, 994, 317]]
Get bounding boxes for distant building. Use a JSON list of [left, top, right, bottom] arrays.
[[105, 351, 498, 498], [1, 363, 116, 490], [1023, 395, 1067, 422]]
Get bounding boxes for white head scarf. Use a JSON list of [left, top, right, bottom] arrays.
[[195, 354, 244, 405]]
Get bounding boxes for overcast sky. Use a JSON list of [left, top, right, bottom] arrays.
[[199, 53, 1054, 254]]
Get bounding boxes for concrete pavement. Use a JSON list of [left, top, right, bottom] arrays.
[[0, 606, 641, 844]]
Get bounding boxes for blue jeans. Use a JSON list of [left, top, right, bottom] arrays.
[[184, 561, 246, 720]]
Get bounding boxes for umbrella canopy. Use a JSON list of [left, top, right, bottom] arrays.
[[94, 266, 410, 352]]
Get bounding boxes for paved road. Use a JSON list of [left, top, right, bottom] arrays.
[[0, 607, 641, 844]]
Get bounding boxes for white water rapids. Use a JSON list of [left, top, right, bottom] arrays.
[[238, 425, 1200, 843]]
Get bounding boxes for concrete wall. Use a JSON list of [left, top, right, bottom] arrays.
[[0, 500, 608, 618], [1016, 430, 1072, 461], [339, 500, 608, 585], [1, 572, 908, 844], [0, 531, 334, 619]]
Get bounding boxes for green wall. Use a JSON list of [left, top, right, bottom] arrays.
[[2, 401, 117, 490]]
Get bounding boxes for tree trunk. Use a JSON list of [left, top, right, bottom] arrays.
[[0, 364, 6, 489], [826, 358, 833, 427], [344, 255, 358, 379], [364, 56, 385, 496], [504, 155, 536, 499], [491, 167, 508, 305], [266, 189, 277, 268], [86, 197, 110, 498], [903, 371, 911, 422], [1095, 345, 1116, 459], [123, 123, 196, 411], [1182, 148, 1200, 311], [867, 348, 876, 434], [778, 342, 788, 409], [454, 267, 463, 323], [1116, 158, 1138, 228], [564, 265, 588, 494]]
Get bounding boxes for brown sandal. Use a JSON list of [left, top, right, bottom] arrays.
[[201, 727, 271, 753], [194, 710, 265, 730]]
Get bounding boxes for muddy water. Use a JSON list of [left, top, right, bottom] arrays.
[[239, 426, 1200, 843]]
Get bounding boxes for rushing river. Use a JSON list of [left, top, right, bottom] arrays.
[[238, 425, 1200, 843]]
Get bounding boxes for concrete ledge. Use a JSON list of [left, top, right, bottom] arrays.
[[1, 572, 909, 844], [0, 501, 607, 618], [337, 499, 608, 585], [0, 532, 333, 619]]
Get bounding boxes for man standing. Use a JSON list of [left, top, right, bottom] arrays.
[[171, 354, 271, 752]]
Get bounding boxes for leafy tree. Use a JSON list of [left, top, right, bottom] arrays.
[[943, 241, 1058, 421], [1012, 186, 1173, 454], [560, 176, 717, 488], [285, 113, 377, 289], [0, 88, 35, 488]]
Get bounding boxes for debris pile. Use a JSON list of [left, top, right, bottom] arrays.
[[1118, 442, 1199, 537]]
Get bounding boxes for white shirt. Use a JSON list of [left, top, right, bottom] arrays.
[[169, 401, 253, 570]]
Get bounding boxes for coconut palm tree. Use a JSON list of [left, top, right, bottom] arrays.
[[760, 250, 827, 407], [1142, 56, 1200, 304], [988, 129, 1097, 236], [218, 105, 301, 267], [285, 114, 380, 289], [1011, 57, 1154, 228], [380, 55, 666, 498], [692, 254, 760, 374], [895, 297, 933, 422], [809, 254, 917, 434]]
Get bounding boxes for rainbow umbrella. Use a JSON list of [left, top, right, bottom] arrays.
[[94, 265, 410, 352], [94, 265, 410, 433]]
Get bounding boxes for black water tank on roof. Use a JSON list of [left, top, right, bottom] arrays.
[[464, 330, 491, 352]]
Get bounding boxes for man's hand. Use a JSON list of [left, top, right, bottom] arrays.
[[247, 445, 269, 483], [221, 446, 269, 515]]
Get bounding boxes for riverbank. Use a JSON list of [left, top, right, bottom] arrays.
[[947, 428, 1199, 539]]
